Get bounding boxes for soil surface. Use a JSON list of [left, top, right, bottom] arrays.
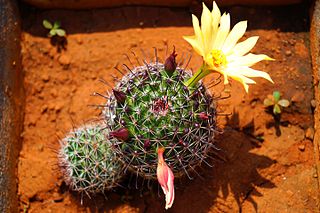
[[18, 3, 319, 213]]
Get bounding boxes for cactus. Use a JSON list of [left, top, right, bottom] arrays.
[[56, 2, 275, 209], [58, 124, 124, 194], [104, 51, 216, 180]]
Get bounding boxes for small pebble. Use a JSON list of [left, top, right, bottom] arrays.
[[251, 100, 257, 107], [38, 144, 44, 152], [162, 38, 168, 45], [50, 88, 58, 98], [54, 103, 64, 112], [130, 43, 137, 48], [52, 192, 64, 202], [265, 35, 271, 41], [41, 73, 50, 82], [41, 105, 48, 114], [74, 35, 83, 45], [58, 54, 71, 66], [298, 144, 305, 151], [305, 127, 314, 140], [285, 50, 292, 56]]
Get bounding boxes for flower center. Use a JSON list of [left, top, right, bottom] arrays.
[[151, 96, 169, 116], [210, 49, 227, 68]]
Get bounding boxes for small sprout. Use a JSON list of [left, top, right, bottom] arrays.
[[264, 91, 290, 115], [43, 19, 66, 37]]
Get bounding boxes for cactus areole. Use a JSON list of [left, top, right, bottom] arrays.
[[105, 56, 216, 179]]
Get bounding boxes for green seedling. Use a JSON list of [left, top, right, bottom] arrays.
[[264, 91, 290, 115], [42, 20, 66, 37]]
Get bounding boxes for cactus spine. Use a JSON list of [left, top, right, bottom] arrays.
[[58, 124, 124, 194], [105, 55, 216, 179]]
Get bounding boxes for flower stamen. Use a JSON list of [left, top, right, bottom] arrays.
[[209, 49, 227, 68]]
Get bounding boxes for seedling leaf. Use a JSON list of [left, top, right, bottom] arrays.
[[278, 99, 290, 107], [263, 98, 274, 107], [56, 29, 66, 37], [49, 29, 56, 37], [273, 91, 281, 102], [53, 21, 61, 29], [43, 20, 52, 29], [273, 104, 281, 114]]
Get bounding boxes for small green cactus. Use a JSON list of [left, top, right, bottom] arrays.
[[58, 124, 124, 194], [42, 19, 66, 37], [264, 91, 290, 115], [104, 51, 216, 179]]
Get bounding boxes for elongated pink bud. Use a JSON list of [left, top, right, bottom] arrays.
[[164, 48, 177, 75], [157, 147, 175, 209], [113, 89, 126, 104], [198, 112, 209, 120], [109, 128, 129, 141]]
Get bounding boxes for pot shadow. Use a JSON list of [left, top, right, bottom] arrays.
[[67, 111, 276, 213], [19, 1, 310, 38]]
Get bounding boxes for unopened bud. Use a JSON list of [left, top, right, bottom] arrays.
[[113, 89, 126, 104], [109, 128, 130, 141], [164, 48, 177, 76]]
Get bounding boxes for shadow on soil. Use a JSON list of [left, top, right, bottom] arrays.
[[20, 2, 310, 38], [65, 111, 276, 213]]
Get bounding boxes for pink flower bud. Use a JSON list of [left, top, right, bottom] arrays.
[[164, 48, 177, 75], [113, 89, 126, 104], [109, 128, 129, 141], [157, 147, 175, 209], [198, 112, 209, 120]]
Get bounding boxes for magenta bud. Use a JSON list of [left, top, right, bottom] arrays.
[[110, 127, 129, 141], [144, 139, 151, 149], [113, 89, 126, 104], [198, 112, 209, 120], [164, 48, 177, 75]]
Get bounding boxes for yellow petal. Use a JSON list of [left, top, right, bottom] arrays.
[[212, 13, 230, 50], [226, 73, 254, 93], [237, 75, 256, 93], [192, 14, 203, 48], [237, 67, 274, 83], [222, 21, 247, 54], [232, 36, 259, 56], [236, 75, 256, 84], [183, 36, 204, 57], [201, 2, 212, 52], [230, 53, 274, 67], [211, 1, 221, 42]]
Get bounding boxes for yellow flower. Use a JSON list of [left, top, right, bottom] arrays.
[[183, 1, 274, 92]]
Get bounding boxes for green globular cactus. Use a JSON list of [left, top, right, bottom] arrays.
[[58, 124, 124, 194], [104, 51, 216, 179]]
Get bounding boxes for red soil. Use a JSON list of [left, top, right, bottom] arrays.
[[18, 4, 318, 212]]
